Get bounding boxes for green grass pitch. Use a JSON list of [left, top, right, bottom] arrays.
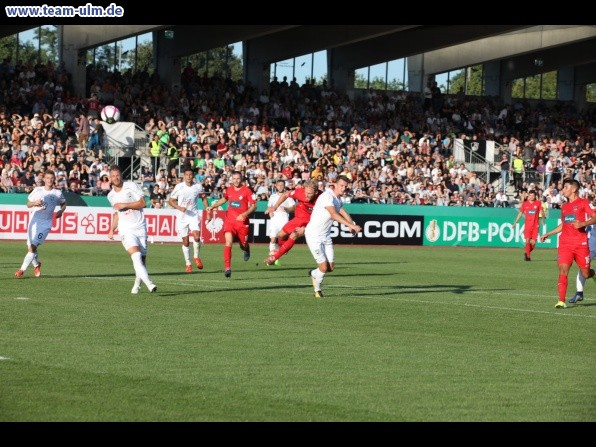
[[0, 240, 594, 421]]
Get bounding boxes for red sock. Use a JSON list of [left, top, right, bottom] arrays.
[[525, 242, 531, 258], [529, 243, 535, 253], [274, 238, 296, 260], [557, 274, 568, 302], [224, 246, 232, 269]]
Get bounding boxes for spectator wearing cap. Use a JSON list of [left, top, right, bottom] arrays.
[[30, 113, 43, 128], [54, 170, 67, 190]]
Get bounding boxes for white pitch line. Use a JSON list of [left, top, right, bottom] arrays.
[[0, 356, 10, 360], [81, 276, 596, 318], [15, 297, 30, 300]]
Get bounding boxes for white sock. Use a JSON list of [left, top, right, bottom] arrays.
[[577, 271, 586, 292], [311, 268, 325, 291], [193, 240, 200, 258], [131, 252, 152, 287], [133, 276, 141, 289], [32, 252, 39, 267], [182, 245, 191, 265], [20, 252, 36, 271], [269, 242, 279, 254]]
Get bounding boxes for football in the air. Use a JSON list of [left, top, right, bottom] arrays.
[[101, 105, 121, 124]]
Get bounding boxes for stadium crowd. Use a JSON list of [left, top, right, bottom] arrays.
[[0, 58, 594, 209]]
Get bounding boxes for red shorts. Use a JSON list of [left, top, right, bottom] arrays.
[[282, 217, 310, 236], [524, 226, 539, 241], [224, 219, 250, 244], [558, 244, 591, 269]]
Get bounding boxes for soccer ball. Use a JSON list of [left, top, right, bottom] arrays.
[[101, 105, 121, 124]]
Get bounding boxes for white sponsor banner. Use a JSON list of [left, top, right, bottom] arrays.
[[0, 205, 206, 243], [102, 121, 135, 147]]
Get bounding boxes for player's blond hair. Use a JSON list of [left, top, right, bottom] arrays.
[[302, 179, 318, 191]]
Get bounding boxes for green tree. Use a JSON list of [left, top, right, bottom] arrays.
[[314, 73, 327, 86], [354, 72, 368, 89], [512, 71, 557, 100], [445, 66, 483, 95], [447, 70, 465, 94], [387, 77, 406, 91], [95, 44, 115, 70], [36, 25, 58, 63], [134, 41, 154, 74], [511, 78, 525, 98], [587, 84, 596, 103], [0, 35, 17, 62], [182, 46, 242, 81], [540, 71, 557, 100], [369, 76, 386, 90]]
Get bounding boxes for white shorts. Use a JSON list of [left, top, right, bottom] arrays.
[[305, 233, 334, 265], [27, 219, 52, 247], [268, 215, 289, 238], [120, 228, 148, 255], [177, 214, 201, 238]]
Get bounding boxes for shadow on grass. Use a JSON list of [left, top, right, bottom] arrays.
[[150, 282, 307, 297], [347, 283, 479, 297]]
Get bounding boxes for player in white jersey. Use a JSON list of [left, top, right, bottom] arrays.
[[304, 175, 361, 298], [266, 179, 295, 264], [168, 166, 209, 273], [570, 195, 596, 303], [107, 165, 157, 294], [15, 169, 66, 278]]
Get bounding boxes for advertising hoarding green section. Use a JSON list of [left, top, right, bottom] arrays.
[[345, 204, 559, 248], [345, 204, 560, 248]]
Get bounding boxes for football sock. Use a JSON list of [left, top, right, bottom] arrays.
[[32, 252, 39, 267], [193, 240, 200, 258], [131, 251, 151, 287], [269, 242, 279, 254], [182, 245, 191, 265], [275, 238, 296, 259], [312, 267, 325, 291], [577, 271, 586, 293], [20, 252, 36, 272], [557, 274, 568, 302], [224, 245, 232, 269]]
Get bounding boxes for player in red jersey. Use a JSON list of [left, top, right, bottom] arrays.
[[263, 180, 322, 266], [206, 171, 256, 278], [540, 179, 596, 309], [512, 190, 545, 261]]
